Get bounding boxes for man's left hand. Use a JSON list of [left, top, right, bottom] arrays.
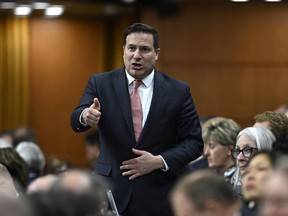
[[120, 148, 164, 180]]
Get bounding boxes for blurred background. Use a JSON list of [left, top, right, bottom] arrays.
[[1, 0, 288, 168]]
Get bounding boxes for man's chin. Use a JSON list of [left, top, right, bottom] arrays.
[[128, 70, 146, 79]]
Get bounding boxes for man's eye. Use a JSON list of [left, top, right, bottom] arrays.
[[128, 47, 135, 51], [142, 47, 150, 52]]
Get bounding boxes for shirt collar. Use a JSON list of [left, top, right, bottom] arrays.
[[126, 69, 155, 88]]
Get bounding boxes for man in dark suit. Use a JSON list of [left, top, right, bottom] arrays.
[[70, 23, 203, 216]]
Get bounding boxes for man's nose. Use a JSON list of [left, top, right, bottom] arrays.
[[133, 49, 141, 58]]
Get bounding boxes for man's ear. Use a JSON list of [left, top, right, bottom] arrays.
[[155, 48, 160, 60]]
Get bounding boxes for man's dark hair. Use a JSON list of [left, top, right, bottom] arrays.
[[123, 23, 160, 50]]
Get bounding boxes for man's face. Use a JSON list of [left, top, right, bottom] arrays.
[[123, 32, 160, 80]]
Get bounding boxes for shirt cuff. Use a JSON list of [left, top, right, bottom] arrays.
[[79, 109, 88, 126], [159, 155, 169, 172]]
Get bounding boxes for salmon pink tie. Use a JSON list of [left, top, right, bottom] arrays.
[[130, 80, 143, 141]]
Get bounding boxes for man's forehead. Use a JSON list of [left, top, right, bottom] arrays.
[[126, 32, 153, 41]]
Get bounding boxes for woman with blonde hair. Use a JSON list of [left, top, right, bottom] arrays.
[[203, 118, 241, 183]]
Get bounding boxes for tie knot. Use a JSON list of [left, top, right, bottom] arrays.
[[133, 80, 142, 90]]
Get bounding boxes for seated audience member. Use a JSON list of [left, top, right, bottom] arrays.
[[0, 147, 29, 193], [203, 118, 241, 183], [273, 129, 288, 154], [29, 191, 115, 216], [27, 169, 112, 216], [170, 170, 241, 216], [253, 111, 288, 138], [185, 117, 226, 174], [0, 129, 14, 147], [241, 150, 277, 216], [26, 174, 59, 195], [12, 126, 37, 147], [16, 141, 46, 182], [259, 156, 288, 216], [0, 163, 19, 198], [84, 130, 100, 169], [231, 127, 275, 197], [44, 155, 71, 174], [0, 194, 33, 216], [0, 139, 12, 148], [51, 169, 110, 215], [29, 190, 113, 216]]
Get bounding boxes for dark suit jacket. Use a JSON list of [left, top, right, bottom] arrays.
[[70, 68, 203, 216]]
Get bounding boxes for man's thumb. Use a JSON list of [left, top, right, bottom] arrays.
[[91, 98, 101, 111]]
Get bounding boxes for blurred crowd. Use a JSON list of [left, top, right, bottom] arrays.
[[174, 110, 288, 216], [0, 110, 288, 216]]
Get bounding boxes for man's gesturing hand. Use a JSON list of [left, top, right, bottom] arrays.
[[82, 98, 101, 126], [120, 148, 165, 180]]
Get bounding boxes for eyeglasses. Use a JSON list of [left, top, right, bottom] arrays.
[[231, 147, 258, 158]]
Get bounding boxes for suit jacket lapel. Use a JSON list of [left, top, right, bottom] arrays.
[[139, 72, 166, 142], [113, 69, 135, 140]]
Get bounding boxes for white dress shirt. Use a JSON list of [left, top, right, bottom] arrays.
[[126, 70, 154, 127], [126, 70, 169, 171]]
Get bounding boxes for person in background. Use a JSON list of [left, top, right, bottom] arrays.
[[260, 156, 288, 216], [185, 116, 226, 175], [241, 150, 277, 216], [0, 129, 14, 147], [170, 169, 241, 216], [0, 139, 12, 148], [0, 194, 33, 216], [29, 189, 113, 216], [27, 169, 111, 216], [51, 169, 109, 216], [0, 163, 19, 198], [44, 155, 71, 175], [26, 174, 59, 195], [84, 130, 100, 169], [203, 118, 241, 183], [52, 169, 108, 201], [0, 147, 29, 194], [70, 22, 203, 216], [273, 129, 288, 154], [16, 141, 46, 182], [13, 127, 37, 147], [253, 111, 288, 139], [231, 127, 275, 197]]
